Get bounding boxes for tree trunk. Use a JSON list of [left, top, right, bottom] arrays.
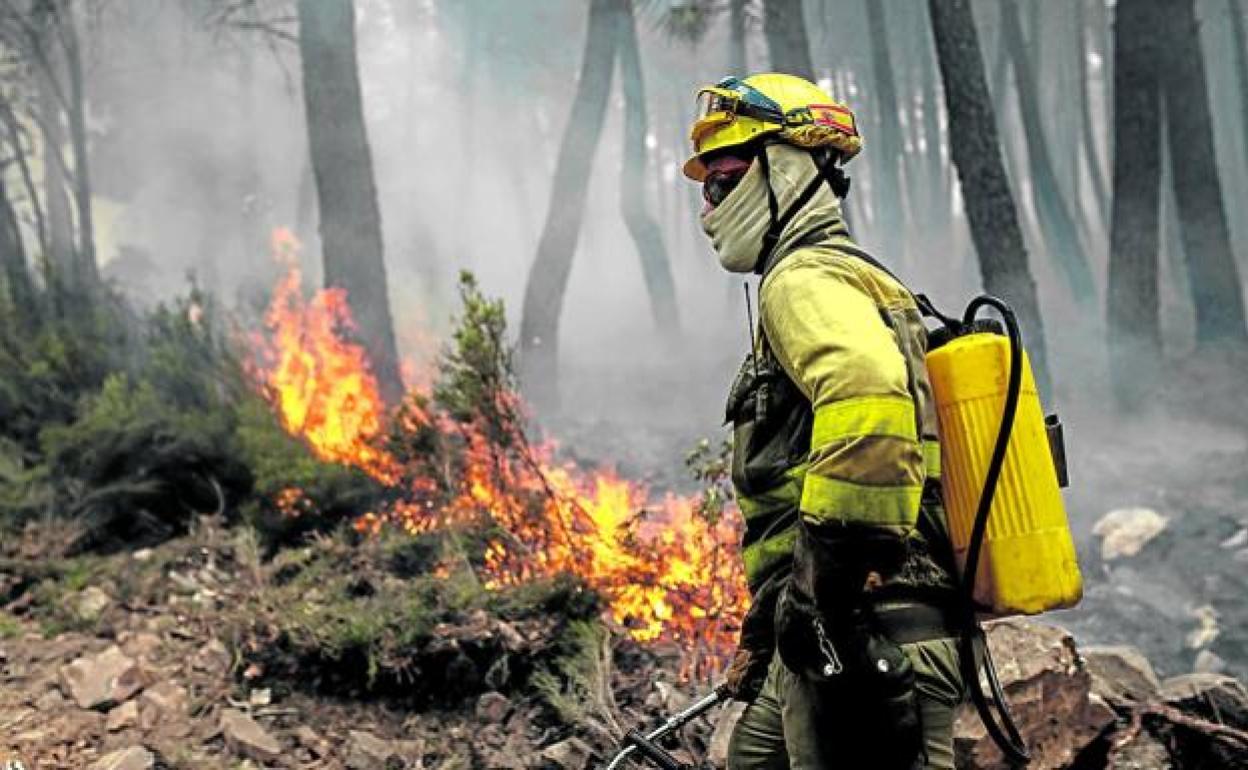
[[33, 1, 74, 295], [1227, 0, 1248, 206], [296, 0, 404, 405], [60, 0, 96, 289], [1077, 0, 1110, 233], [518, 0, 620, 403], [0, 173, 36, 327], [764, 0, 814, 80], [1163, 0, 1248, 346], [927, 0, 1051, 395], [863, 0, 906, 264], [919, 8, 948, 236], [1002, 0, 1095, 305], [729, 0, 747, 73], [1106, 0, 1164, 411], [618, 0, 679, 332]]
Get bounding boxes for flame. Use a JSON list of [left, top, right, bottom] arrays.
[[250, 229, 748, 675], [252, 228, 399, 484]]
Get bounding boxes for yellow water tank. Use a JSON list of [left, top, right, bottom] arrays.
[[926, 332, 1082, 617]]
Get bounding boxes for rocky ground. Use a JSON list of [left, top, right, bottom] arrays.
[[2, 512, 1247, 769]]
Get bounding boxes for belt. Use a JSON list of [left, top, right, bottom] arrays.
[[872, 600, 961, 645]]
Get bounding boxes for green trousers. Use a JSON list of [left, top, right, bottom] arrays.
[[727, 638, 965, 770]]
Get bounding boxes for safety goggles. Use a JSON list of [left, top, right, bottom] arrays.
[[690, 77, 786, 150], [702, 168, 747, 207]]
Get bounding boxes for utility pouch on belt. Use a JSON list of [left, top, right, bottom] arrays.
[[775, 585, 922, 766]]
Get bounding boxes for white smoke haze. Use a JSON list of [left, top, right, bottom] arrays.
[[73, 0, 1248, 677]]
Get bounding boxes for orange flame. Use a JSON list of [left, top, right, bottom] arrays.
[[252, 228, 399, 484], [250, 229, 748, 674]]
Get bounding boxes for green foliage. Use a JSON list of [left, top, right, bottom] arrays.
[[532, 621, 620, 732], [685, 436, 734, 525], [434, 271, 515, 432]]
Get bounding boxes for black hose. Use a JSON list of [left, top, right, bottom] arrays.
[[956, 295, 1031, 765]]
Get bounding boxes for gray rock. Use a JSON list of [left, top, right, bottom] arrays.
[[294, 725, 330, 758], [106, 700, 139, 732], [74, 586, 112, 622], [89, 746, 155, 770], [59, 646, 144, 710], [540, 737, 594, 769], [345, 729, 399, 770], [138, 681, 187, 730], [1193, 649, 1228, 675], [475, 691, 511, 722], [1160, 673, 1248, 731], [1107, 729, 1174, 769], [220, 708, 282, 762], [1084, 645, 1162, 706], [706, 700, 747, 768]]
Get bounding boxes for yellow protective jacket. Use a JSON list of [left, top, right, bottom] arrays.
[[722, 144, 954, 599]]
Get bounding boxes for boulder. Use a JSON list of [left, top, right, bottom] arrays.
[[954, 620, 1116, 769], [1084, 645, 1161, 707], [89, 746, 155, 770], [59, 646, 144, 710], [1160, 673, 1248, 731], [219, 708, 282, 762]]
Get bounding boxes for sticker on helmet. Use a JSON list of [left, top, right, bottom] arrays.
[[810, 104, 857, 135]]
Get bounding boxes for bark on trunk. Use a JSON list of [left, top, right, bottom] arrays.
[[618, 0, 679, 332], [927, 0, 1051, 395], [1106, 0, 1164, 411], [864, 0, 905, 264], [296, 0, 404, 405], [1002, 0, 1095, 304], [1163, 0, 1248, 346], [764, 0, 814, 80], [518, 0, 619, 403]]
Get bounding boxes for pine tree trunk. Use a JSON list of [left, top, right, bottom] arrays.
[[34, 1, 74, 297], [1077, 0, 1110, 232], [618, 0, 679, 332], [1163, 0, 1248, 346], [1106, 0, 1164, 410], [864, 0, 906, 264], [1002, 0, 1095, 304], [296, 0, 404, 405], [927, 0, 1051, 395], [61, 0, 96, 290], [920, 9, 948, 235], [764, 0, 814, 80], [518, 0, 620, 403]]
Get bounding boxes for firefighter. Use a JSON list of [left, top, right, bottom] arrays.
[[685, 74, 965, 769]]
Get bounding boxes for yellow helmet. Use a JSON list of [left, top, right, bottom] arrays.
[[682, 73, 862, 181]]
